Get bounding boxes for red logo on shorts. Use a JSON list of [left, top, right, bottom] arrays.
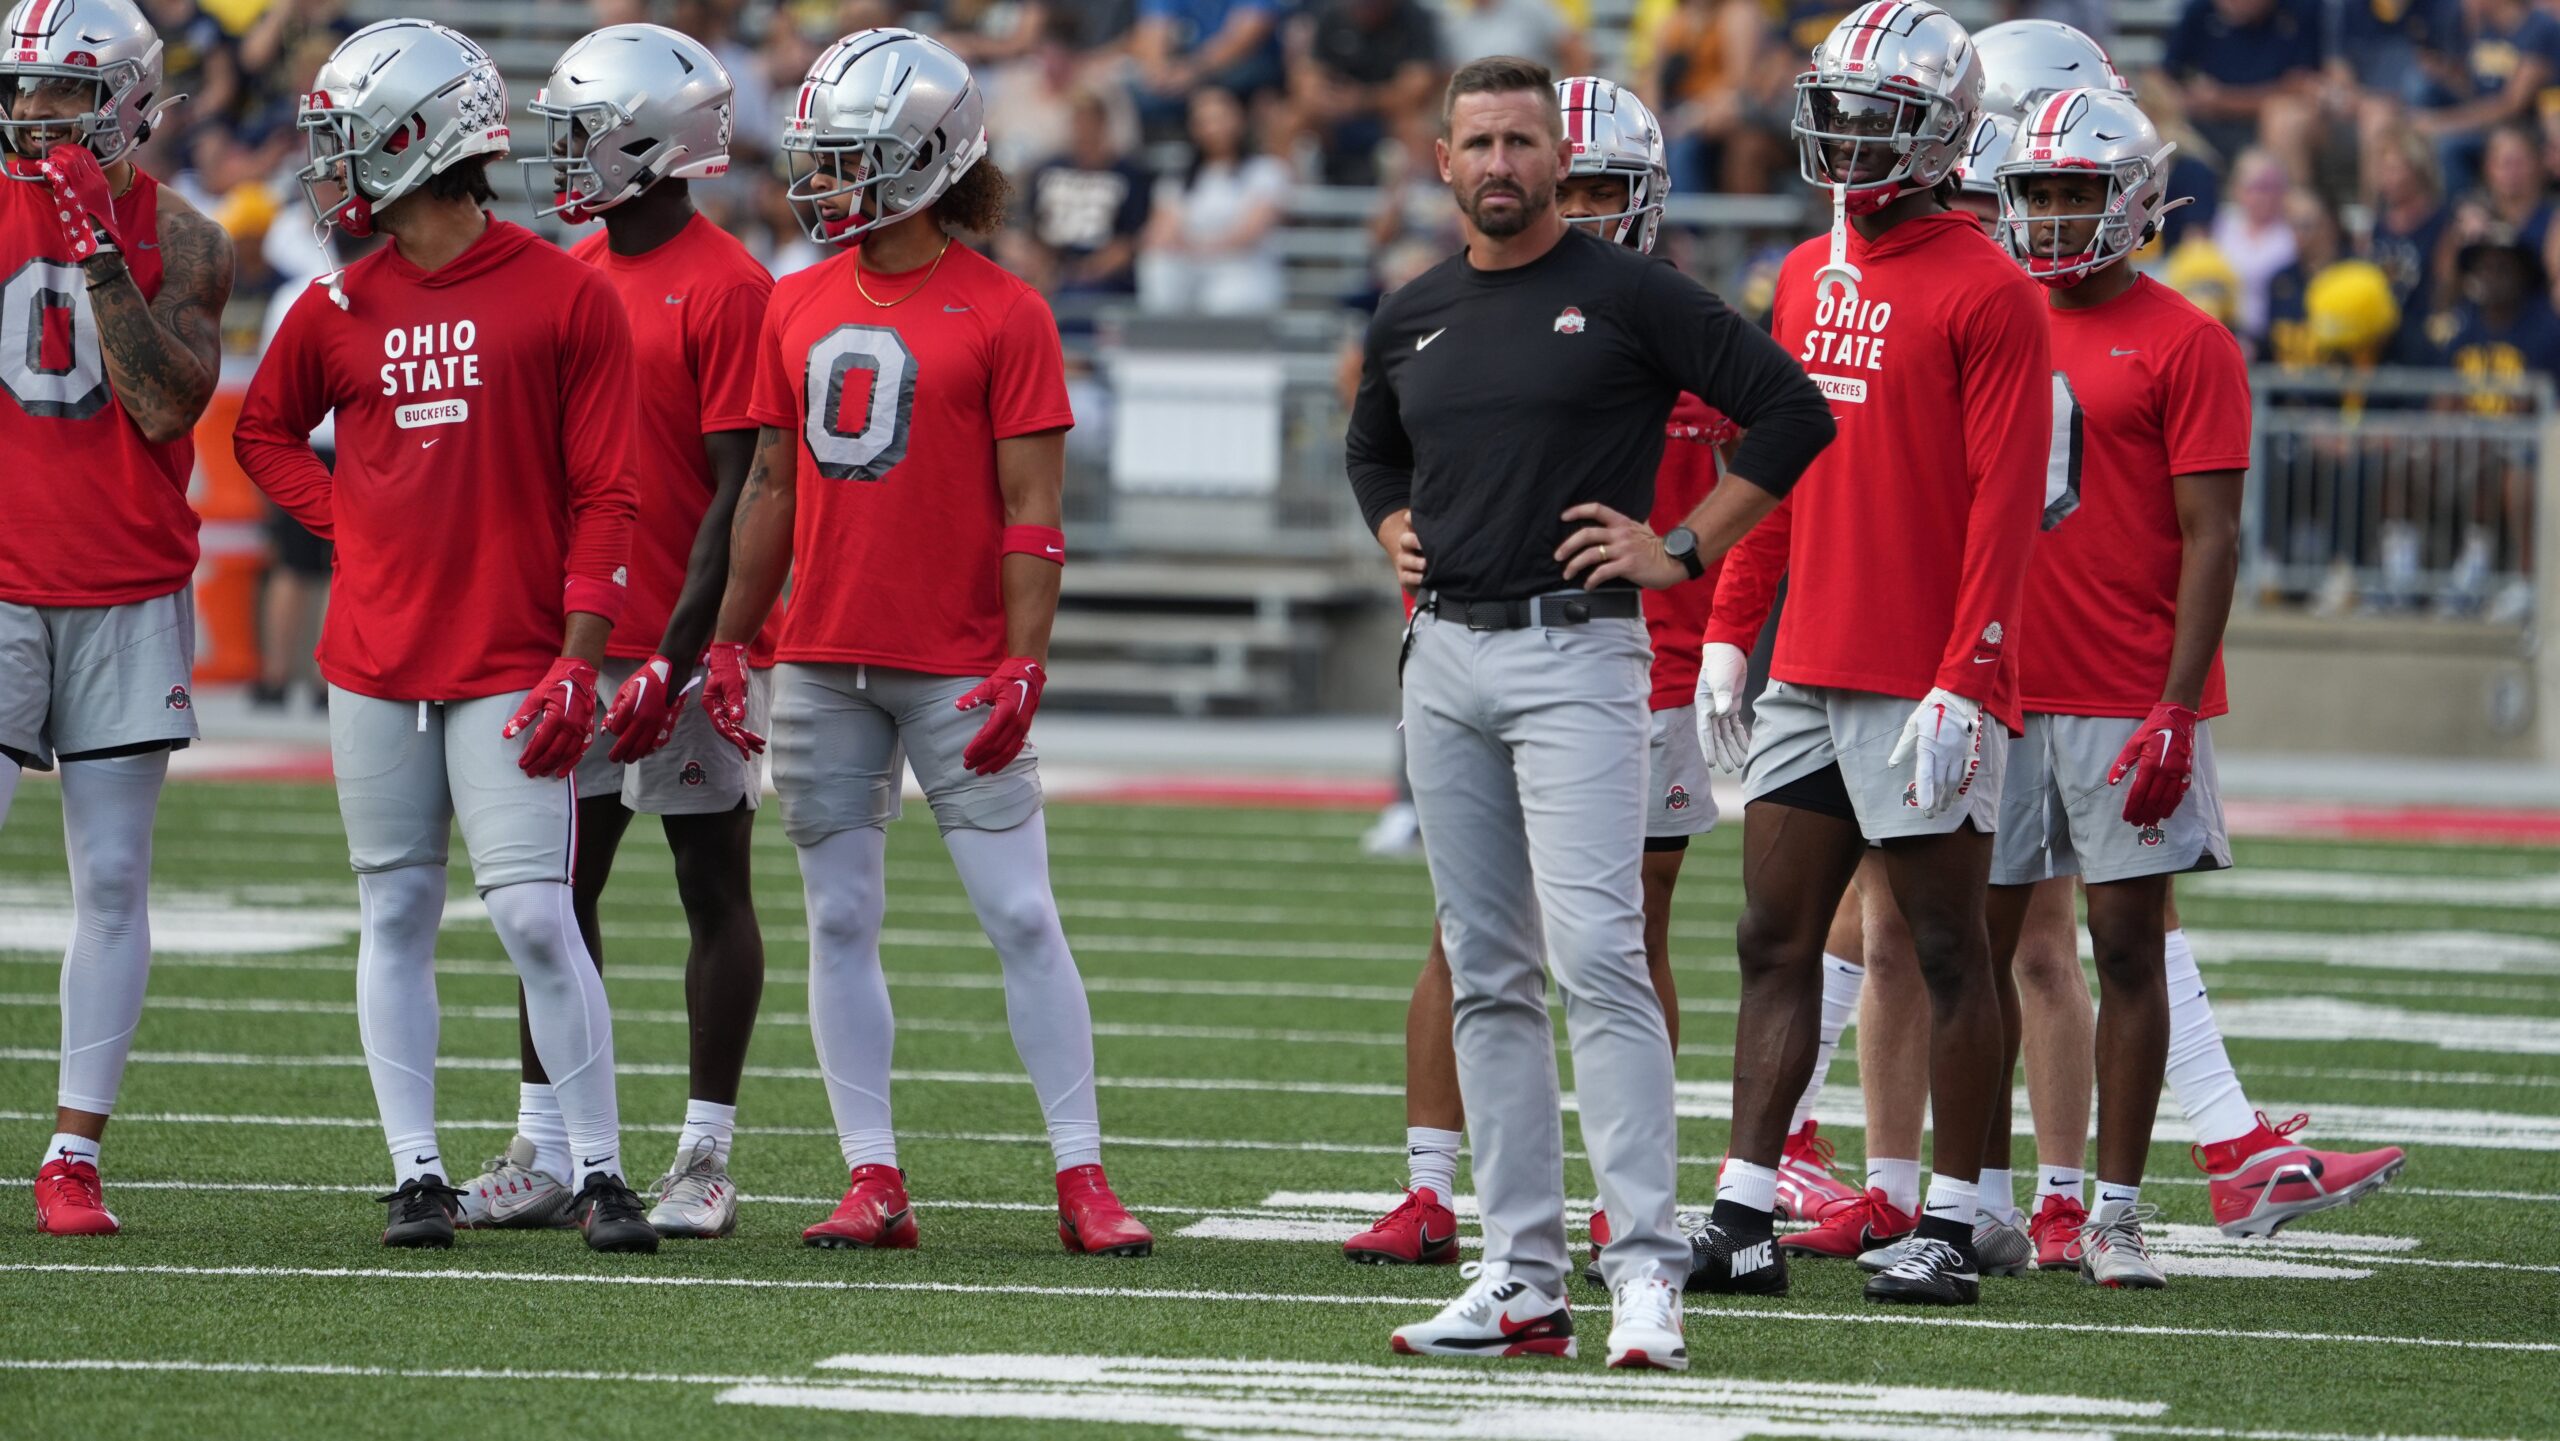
[[680, 760, 707, 787], [1665, 784, 1690, 812], [2137, 824, 2165, 847], [163, 685, 191, 711]]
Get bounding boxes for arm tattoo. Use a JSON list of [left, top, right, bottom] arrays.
[[87, 204, 233, 445]]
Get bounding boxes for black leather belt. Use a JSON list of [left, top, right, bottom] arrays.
[[1417, 589, 1642, 630]]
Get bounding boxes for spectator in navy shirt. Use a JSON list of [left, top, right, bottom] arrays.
[[2361, 125, 2454, 343], [1133, 0, 1287, 133], [2153, 0, 2325, 171], [1285, 0, 1442, 184], [1006, 89, 1155, 313], [2438, 121, 2557, 303], [2412, 0, 2560, 190]]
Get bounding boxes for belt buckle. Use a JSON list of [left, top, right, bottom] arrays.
[[1464, 601, 1500, 632]]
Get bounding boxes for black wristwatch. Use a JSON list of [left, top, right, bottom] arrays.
[[1663, 526, 1706, 580]]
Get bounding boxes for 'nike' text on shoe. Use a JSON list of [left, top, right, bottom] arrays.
[[1682, 1210, 1789, 1296]]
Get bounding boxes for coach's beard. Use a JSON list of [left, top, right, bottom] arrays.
[[1464, 179, 1549, 238]]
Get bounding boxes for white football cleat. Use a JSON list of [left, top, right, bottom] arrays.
[[648, 1136, 739, 1239], [1389, 1262, 1576, 1359], [1605, 1264, 1688, 1371], [453, 1135, 573, 1230]]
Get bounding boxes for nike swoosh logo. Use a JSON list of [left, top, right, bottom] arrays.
[[580, 1155, 609, 1168], [1924, 1204, 1965, 1215], [2111, 347, 2140, 357], [944, 304, 971, 313], [1045, 545, 1063, 556], [135, 240, 158, 250], [412, 1153, 437, 1165], [421, 438, 439, 449], [665, 294, 685, 304], [1419, 1227, 1454, 1250], [1972, 655, 1995, 663], [1008, 680, 1030, 707], [1417, 328, 1446, 350]]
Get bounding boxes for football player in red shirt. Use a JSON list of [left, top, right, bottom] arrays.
[[1689, 0, 2049, 1308], [1342, 77, 1863, 1270], [234, 20, 656, 1254], [1989, 89, 2405, 1284], [704, 27, 1151, 1257], [0, 0, 232, 1238], [446, 22, 778, 1243]]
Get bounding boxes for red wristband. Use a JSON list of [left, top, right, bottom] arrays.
[[563, 574, 628, 625], [1002, 524, 1066, 565]]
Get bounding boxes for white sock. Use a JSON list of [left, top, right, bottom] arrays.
[[519, 1082, 568, 1183], [2162, 928, 2257, 1146], [679, 1098, 738, 1170], [2037, 1165, 2085, 1206], [2093, 1180, 2141, 1223], [1976, 1166, 2017, 1226], [55, 751, 167, 1117], [44, 1132, 99, 1171], [355, 865, 447, 1186], [945, 817, 1105, 1172], [1788, 954, 1864, 1131], [1406, 1125, 1462, 1202], [799, 827, 900, 1173], [485, 880, 621, 1184], [1922, 1173, 1979, 1229], [1867, 1157, 1921, 1215], [1716, 1157, 1779, 1214]]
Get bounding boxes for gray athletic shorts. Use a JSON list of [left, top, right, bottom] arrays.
[[769, 662, 1042, 847], [1990, 711, 2232, 886], [571, 657, 770, 816], [1741, 679, 2006, 840], [0, 587, 198, 770], [327, 686, 575, 891], [1646, 704, 1718, 841]]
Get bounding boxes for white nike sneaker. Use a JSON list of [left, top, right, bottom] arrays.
[[647, 1136, 739, 1239], [453, 1135, 573, 1230], [1389, 1262, 1576, 1359], [1605, 1264, 1687, 1372]]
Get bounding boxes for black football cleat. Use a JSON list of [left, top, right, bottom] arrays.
[[1682, 1210, 1789, 1296], [380, 1174, 463, 1249], [1863, 1236, 1981, 1306], [573, 1172, 662, 1254]]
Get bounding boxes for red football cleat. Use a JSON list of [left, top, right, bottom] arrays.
[[801, 1163, 919, 1249], [1775, 1121, 1862, 1221], [1347, 1186, 1460, 1265], [2027, 1192, 2086, 1271], [33, 1157, 118, 1237], [1587, 1206, 1611, 1260], [1781, 1187, 1913, 1259], [2195, 1111, 2407, 1238], [1057, 1163, 1153, 1257]]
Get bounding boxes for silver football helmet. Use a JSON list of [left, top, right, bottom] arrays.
[[1997, 86, 2179, 287], [0, 0, 174, 175], [296, 20, 510, 239], [1557, 75, 1669, 255], [783, 27, 986, 245], [1954, 112, 2013, 199], [1970, 18, 2131, 122], [526, 23, 734, 224], [1793, 0, 1983, 216]]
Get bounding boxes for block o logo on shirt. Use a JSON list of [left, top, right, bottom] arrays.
[[803, 324, 918, 482]]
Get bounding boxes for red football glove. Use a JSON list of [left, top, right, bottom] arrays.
[[955, 657, 1046, 775], [2107, 702, 2199, 827], [502, 657, 601, 779], [37, 143, 120, 261], [602, 654, 696, 764], [702, 642, 764, 757]]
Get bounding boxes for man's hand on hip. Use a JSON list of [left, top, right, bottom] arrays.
[[1556, 503, 1684, 589], [1375, 510, 1426, 591]]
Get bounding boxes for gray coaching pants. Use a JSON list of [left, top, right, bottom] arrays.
[[1401, 604, 1686, 1294]]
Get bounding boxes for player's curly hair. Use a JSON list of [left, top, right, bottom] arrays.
[[423, 155, 497, 207], [936, 158, 1013, 238]]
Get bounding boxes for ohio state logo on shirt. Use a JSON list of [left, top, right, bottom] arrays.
[[1973, 620, 2004, 666], [1553, 307, 1587, 334]]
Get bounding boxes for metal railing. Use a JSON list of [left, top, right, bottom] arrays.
[[2244, 366, 2557, 626]]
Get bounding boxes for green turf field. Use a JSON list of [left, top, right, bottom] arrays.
[[1, 778, 2556, 1438]]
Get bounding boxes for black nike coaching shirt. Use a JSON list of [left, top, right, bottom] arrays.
[[1346, 227, 1834, 603]]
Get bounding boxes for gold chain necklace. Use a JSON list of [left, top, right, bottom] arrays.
[[855, 236, 953, 308]]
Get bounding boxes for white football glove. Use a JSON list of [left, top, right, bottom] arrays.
[[1693, 642, 1752, 774], [1886, 687, 1985, 819]]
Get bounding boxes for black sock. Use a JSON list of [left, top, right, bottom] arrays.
[[1916, 1213, 1973, 1249], [1711, 1198, 1774, 1236]]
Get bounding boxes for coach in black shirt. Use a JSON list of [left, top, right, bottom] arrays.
[[1350, 57, 1830, 1361]]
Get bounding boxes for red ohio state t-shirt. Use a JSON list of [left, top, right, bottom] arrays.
[[747, 242, 1073, 676], [2022, 275, 2253, 720], [1643, 393, 1734, 711], [570, 214, 781, 665], [1707, 212, 2050, 733]]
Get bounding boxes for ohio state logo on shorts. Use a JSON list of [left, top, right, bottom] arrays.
[[1902, 780, 1918, 808], [680, 760, 708, 787], [2137, 823, 2165, 847], [163, 685, 191, 711], [1665, 784, 1690, 812]]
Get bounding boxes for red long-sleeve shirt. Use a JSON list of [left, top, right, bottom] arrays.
[[1706, 212, 2049, 732], [235, 219, 637, 701]]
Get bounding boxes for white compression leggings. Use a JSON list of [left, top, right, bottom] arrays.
[[53, 751, 168, 1116], [357, 869, 625, 1182], [799, 816, 1103, 1173]]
